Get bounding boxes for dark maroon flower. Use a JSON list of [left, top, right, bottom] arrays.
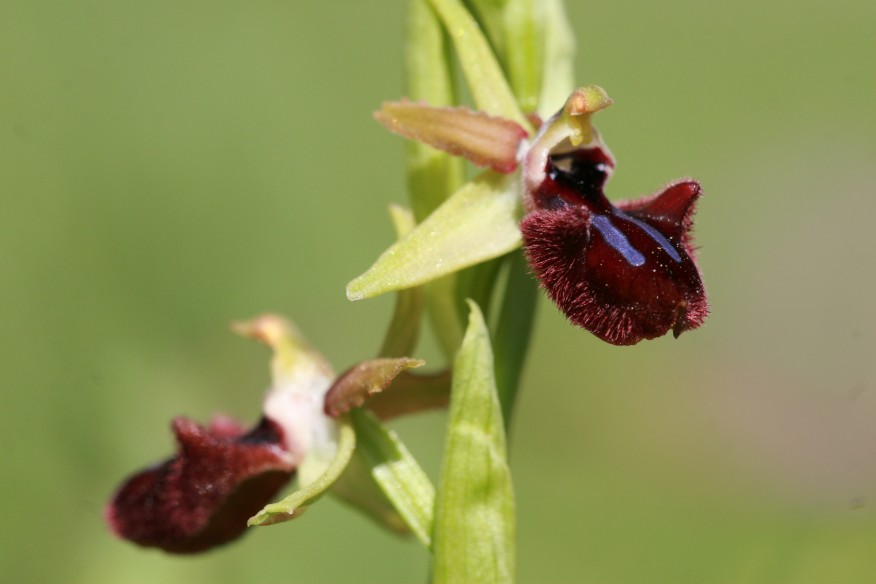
[[105, 415, 295, 554], [521, 128, 708, 345]]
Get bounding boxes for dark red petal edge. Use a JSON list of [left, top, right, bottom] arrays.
[[521, 200, 708, 345]]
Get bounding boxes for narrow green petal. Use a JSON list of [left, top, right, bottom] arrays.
[[247, 417, 356, 527], [433, 301, 515, 584], [346, 171, 522, 301], [428, 0, 531, 131], [351, 408, 436, 549], [537, 0, 576, 118], [379, 205, 425, 358]]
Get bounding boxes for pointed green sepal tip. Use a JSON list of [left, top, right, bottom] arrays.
[[346, 171, 521, 301], [247, 417, 356, 527]]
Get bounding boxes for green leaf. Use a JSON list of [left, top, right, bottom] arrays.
[[503, 0, 545, 114], [462, 0, 509, 62], [406, 0, 463, 222], [346, 171, 522, 301], [427, 0, 531, 131], [330, 449, 411, 536], [491, 249, 537, 428], [248, 416, 356, 527], [379, 205, 425, 358], [351, 408, 436, 548], [537, 0, 576, 117], [433, 300, 515, 584]]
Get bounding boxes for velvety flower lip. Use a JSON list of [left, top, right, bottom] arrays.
[[105, 415, 295, 554], [521, 135, 708, 345]]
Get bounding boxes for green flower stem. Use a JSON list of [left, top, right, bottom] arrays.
[[454, 254, 505, 322], [378, 205, 425, 359]]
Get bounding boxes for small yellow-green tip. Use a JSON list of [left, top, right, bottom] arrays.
[[565, 85, 613, 116]]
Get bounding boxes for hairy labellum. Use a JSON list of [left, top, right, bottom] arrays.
[[522, 144, 708, 345], [105, 415, 295, 554]]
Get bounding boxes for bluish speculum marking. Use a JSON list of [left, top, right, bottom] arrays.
[[591, 215, 646, 267], [616, 211, 683, 263]]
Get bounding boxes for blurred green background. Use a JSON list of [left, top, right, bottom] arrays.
[[3, 0, 876, 582]]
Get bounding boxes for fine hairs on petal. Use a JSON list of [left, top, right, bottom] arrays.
[[521, 140, 708, 344], [105, 416, 295, 554]]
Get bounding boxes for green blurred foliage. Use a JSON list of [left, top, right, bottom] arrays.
[[2, 0, 876, 582]]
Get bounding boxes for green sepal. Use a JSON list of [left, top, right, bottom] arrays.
[[346, 171, 521, 301], [433, 300, 515, 584], [351, 408, 436, 548], [247, 416, 356, 527]]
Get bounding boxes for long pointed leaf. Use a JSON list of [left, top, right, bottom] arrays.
[[351, 408, 436, 548], [433, 301, 515, 584]]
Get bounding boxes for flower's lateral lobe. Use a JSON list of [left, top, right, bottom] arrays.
[[521, 89, 708, 345]]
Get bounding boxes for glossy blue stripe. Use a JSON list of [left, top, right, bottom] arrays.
[[591, 215, 646, 267], [618, 212, 683, 263]]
